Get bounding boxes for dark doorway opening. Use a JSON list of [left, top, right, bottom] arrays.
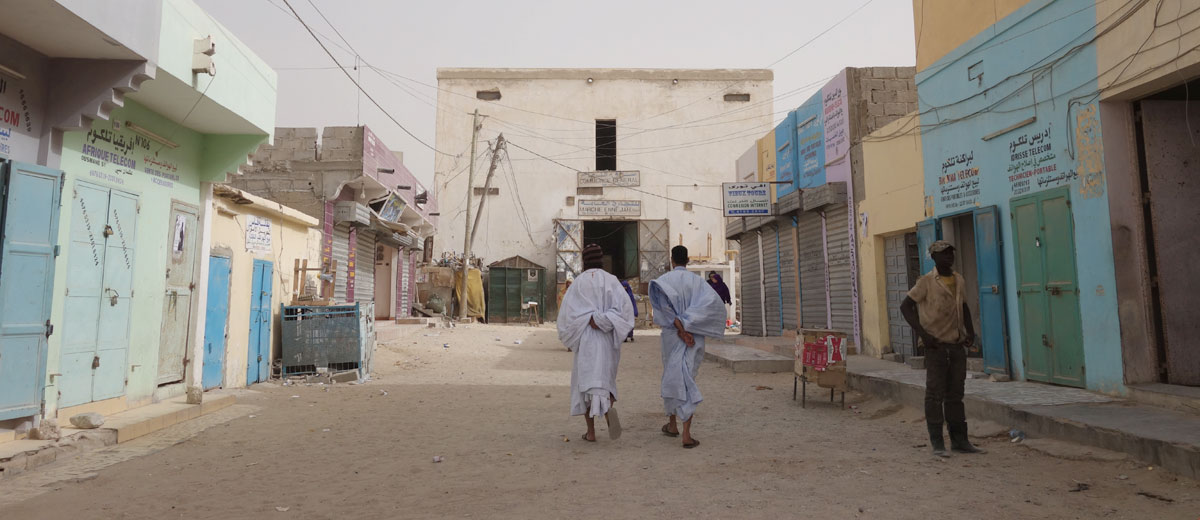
[[583, 220, 638, 280], [596, 119, 617, 171], [940, 213, 983, 359], [1134, 75, 1200, 386]]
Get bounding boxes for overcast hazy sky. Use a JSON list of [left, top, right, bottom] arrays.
[[198, 0, 917, 186]]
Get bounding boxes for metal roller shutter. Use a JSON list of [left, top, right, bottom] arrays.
[[825, 204, 855, 336], [739, 234, 763, 336], [778, 217, 798, 332], [797, 211, 825, 329], [356, 230, 377, 305], [333, 224, 351, 303], [761, 224, 782, 336]]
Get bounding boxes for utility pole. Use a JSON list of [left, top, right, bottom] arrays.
[[459, 109, 481, 320], [469, 133, 505, 248]]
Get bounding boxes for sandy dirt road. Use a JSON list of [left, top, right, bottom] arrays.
[[3, 323, 1197, 519]]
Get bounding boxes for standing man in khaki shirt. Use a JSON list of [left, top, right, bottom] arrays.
[[901, 240, 985, 457]]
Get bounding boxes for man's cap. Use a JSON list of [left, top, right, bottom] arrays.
[[929, 240, 956, 254]]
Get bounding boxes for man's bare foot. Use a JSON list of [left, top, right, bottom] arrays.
[[582, 432, 596, 442]]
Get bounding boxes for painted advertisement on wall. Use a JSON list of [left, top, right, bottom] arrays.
[[794, 96, 826, 189], [774, 112, 799, 198], [915, 0, 1121, 391], [0, 39, 46, 163], [821, 70, 851, 184], [757, 129, 776, 202]]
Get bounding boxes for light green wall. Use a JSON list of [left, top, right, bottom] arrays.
[[46, 100, 204, 413], [158, 0, 278, 136]]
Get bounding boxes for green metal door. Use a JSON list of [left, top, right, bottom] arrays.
[[1011, 187, 1084, 387]]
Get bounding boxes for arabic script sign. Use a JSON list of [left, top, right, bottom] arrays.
[[577, 170, 640, 188], [722, 182, 771, 216], [578, 199, 641, 217]]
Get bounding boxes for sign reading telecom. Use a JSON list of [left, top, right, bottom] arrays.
[[722, 182, 771, 216]]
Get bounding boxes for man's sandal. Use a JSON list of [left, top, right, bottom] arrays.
[[661, 424, 679, 437], [581, 433, 596, 442], [682, 438, 700, 449]]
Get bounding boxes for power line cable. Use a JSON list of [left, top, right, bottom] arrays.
[[279, 0, 454, 156]]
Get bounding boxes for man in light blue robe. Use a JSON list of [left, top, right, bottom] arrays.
[[649, 245, 726, 449], [558, 244, 635, 442]]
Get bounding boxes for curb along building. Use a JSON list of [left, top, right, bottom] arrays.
[[912, 0, 1200, 394], [730, 67, 918, 352], [0, 0, 276, 426]]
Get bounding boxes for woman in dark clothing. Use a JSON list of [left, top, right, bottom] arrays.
[[620, 280, 638, 342], [708, 272, 732, 306]]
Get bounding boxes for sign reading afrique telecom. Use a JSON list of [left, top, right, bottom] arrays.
[[722, 182, 771, 216]]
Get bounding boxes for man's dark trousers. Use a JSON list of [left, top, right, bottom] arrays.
[[925, 342, 966, 425]]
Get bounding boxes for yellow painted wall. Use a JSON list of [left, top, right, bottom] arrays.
[[856, 113, 926, 357], [914, 0, 1033, 71], [210, 196, 321, 389], [1097, 0, 1200, 100], [757, 130, 777, 202]]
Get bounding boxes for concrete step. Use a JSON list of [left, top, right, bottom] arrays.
[[846, 355, 1200, 480], [1, 391, 237, 480], [1128, 383, 1200, 415], [704, 343, 794, 374]]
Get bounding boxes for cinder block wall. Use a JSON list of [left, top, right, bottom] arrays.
[[232, 127, 366, 220], [848, 67, 918, 203]]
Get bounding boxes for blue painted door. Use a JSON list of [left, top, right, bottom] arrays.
[[60, 182, 137, 408], [247, 260, 273, 385], [915, 218, 941, 274], [0, 161, 62, 421], [973, 206, 1009, 375], [202, 256, 232, 390]]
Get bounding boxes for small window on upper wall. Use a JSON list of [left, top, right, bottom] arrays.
[[724, 93, 751, 102], [476, 89, 501, 101], [596, 119, 617, 171]]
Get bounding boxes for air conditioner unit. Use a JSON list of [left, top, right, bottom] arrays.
[[334, 201, 370, 226]]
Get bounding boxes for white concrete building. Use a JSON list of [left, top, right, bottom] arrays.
[[433, 68, 773, 314]]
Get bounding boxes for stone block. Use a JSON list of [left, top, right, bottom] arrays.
[[322, 137, 343, 149], [0, 453, 27, 478], [877, 116, 902, 128], [295, 127, 318, 138], [884, 103, 909, 116], [896, 89, 918, 104], [867, 102, 886, 117], [871, 90, 897, 104], [274, 127, 295, 138], [864, 78, 886, 92], [292, 150, 316, 161], [331, 370, 359, 383], [896, 66, 917, 78], [24, 447, 57, 470], [872, 67, 897, 79], [885, 79, 911, 92], [323, 127, 361, 140], [906, 356, 926, 369], [881, 353, 902, 363]]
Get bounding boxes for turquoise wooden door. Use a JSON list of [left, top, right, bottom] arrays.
[[60, 182, 137, 407], [247, 260, 273, 385], [0, 161, 62, 421], [1011, 187, 1085, 387], [202, 256, 232, 390], [915, 218, 941, 274], [973, 206, 1009, 375]]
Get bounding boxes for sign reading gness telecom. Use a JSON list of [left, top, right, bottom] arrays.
[[578, 199, 641, 217], [577, 170, 641, 188], [722, 182, 772, 216]]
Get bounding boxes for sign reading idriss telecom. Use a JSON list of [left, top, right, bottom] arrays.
[[722, 182, 771, 216]]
